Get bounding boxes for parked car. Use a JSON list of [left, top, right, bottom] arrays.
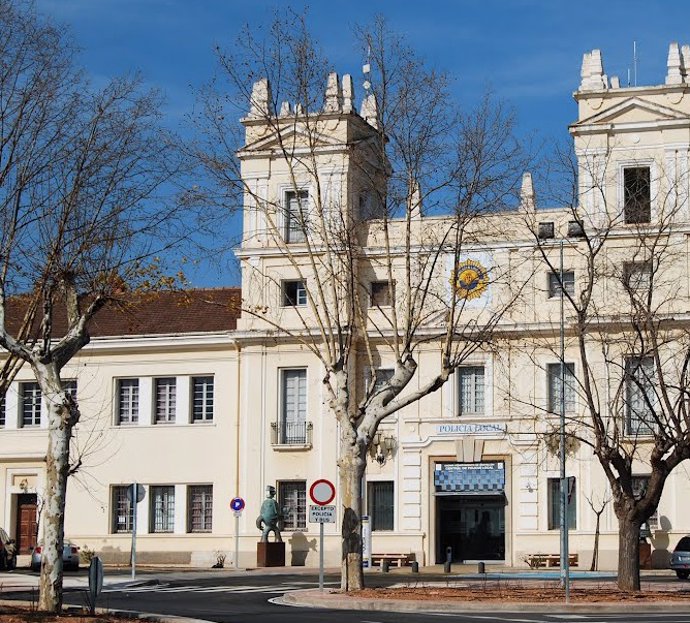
[[30, 540, 80, 572], [0, 528, 17, 570], [670, 536, 690, 579]]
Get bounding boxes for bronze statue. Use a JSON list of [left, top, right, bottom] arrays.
[[256, 485, 283, 542]]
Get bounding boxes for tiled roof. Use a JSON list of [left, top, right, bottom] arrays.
[[5, 288, 241, 339]]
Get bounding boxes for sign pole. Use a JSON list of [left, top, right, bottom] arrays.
[[234, 512, 240, 569], [131, 482, 137, 580], [319, 521, 324, 590]]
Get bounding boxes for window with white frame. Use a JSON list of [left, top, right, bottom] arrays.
[[458, 366, 485, 415], [155, 377, 176, 424], [280, 369, 307, 444], [547, 362, 576, 413], [368, 368, 394, 397], [370, 281, 394, 307], [632, 475, 659, 528], [192, 376, 214, 422], [625, 356, 656, 436], [150, 486, 175, 533], [547, 271, 575, 298], [282, 280, 307, 307], [284, 189, 308, 243], [188, 485, 213, 533], [623, 166, 651, 224], [111, 485, 133, 533], [547, 477, 576, 530], [21, 382, 41, 427], [623, 261, 652, 293], [278, 481, 306, 530], [367, 481, 394, 531], [116, 379, 139, 425]]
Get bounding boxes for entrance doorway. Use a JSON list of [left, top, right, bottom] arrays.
[[15, 494, 38, 554], [436, 494, 505, 562]]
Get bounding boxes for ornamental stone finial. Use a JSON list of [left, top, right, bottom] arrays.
[[520, 171, 535, 210], [248, 78, 272, 119], [579, 49, 607, 91], [667, 42, 685, 85], [360, 93, 378, 128], [324, 72, 342, 113], [342, 74, 354, 114]]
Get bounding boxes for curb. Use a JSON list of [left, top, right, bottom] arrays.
[[0, 598, 215, 623], [277, 588, 690, 614]]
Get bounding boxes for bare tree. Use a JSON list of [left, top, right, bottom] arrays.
[[0, 1, 192, 611], [585, 489, 611, 571], [195, 12, 529, 590], [526, 140, 690, 591]]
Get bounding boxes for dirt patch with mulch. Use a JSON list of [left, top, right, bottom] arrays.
[[351, 583, 690, 603], [0, 605, 149, 623]]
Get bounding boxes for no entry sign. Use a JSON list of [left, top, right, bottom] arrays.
[[309, 479, 336, 506]]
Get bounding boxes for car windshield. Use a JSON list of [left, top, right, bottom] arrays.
[[675, 537, 690, 552]]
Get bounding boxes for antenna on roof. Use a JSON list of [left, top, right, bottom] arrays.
[[362, 43, 371, 94], [633, 40, 638, 86]]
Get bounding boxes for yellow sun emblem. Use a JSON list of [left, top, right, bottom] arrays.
[[451, 259, 489, 300]]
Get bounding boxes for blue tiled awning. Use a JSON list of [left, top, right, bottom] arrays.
[[434, 462, 505, 493]]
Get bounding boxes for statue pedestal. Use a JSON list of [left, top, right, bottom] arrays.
[[257, 541, 285, 567]]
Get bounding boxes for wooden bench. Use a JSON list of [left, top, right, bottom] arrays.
[[371, 553, 414, 568], [526, 553, 578, 568]]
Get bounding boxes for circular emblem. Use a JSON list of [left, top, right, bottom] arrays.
[[451, 259, 489, 300]]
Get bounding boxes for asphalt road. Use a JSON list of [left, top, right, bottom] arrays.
[[7, 571, 690, 623]]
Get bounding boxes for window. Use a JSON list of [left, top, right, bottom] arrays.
[[150, 486, 175, 533], [458, 366, 485, 415], [155, 377, 176, 424], [623, 261, 652, 293], [278, 481, 306, 530], [547, 271, 575, 298], [188, 485, 213, 533], [625, 356, 656, 436], [21, 382, 41, 427], [367, 481, 394, 531], [192, 376, 214, 422], [548, 477, 576, 530], [64, 380, 77, 401], [623, 166, 651, 224], [547, 362, 576, 413], [112, 486, 133, 533], [117, 379, 139, 425], [368, 368, 394, 396], [282, 280, 307, 307], [284, 189, 308, 243], [370, 281, 393, 307], [280, 369, 307, 444], [537, 221, 555, 240]]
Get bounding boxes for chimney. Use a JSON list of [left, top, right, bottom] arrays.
[[579, 49, 607, 91], [520, 171, 535, 210]]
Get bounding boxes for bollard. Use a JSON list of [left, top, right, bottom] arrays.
[[443, 560, 451, 573], [411, 561, 419, 573], [477, 561, 485, 574], [381, 559, 390, 573]]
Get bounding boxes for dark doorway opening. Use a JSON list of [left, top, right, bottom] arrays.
[[436, 494, 505, 563]]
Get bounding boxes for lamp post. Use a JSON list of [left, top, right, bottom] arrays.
[[559, 237, 570, 602]]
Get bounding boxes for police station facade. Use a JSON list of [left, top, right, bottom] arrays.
[[1, 44, 690, 569]]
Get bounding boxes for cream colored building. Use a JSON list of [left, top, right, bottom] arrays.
[[2, 44, 690, 571]]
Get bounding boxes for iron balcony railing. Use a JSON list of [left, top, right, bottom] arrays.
[[271, 421, 313, 446]]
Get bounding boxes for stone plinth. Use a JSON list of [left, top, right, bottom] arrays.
[[257, 541, 285, 567]]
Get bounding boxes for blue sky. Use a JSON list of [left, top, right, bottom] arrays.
[[35, 0, 690, 286]]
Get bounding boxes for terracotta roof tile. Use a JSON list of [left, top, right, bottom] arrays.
[[6, 288, 241, 339]]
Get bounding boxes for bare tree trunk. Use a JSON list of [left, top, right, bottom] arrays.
[[617, 517, 641, 591], [339, 450, 366, 591], [590, 512, 601, 571], [37, 382, 73, 612]]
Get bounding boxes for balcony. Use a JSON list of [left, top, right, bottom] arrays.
[[270, 421, 313, 449]]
